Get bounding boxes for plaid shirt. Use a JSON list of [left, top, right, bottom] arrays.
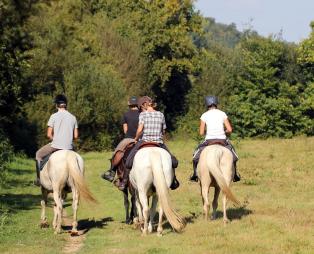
[[139, 111, 166, 143]]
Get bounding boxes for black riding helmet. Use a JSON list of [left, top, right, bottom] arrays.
[[128, 96, 138, 106], [54, 94, 67, 105], [205, 95, 218, 107]]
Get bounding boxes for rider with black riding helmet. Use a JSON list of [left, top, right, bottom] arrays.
[[34, 94, 78, 186], [189, 95, 240, 182], [122, 96, 180, 190]]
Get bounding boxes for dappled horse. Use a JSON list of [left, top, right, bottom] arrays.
[[39, 150, 96, 234], [198, 145, 240, 223], [112, 142, 137, 224], [129, 146, 185, 236]]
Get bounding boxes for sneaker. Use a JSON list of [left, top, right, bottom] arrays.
[[101, 170, 115, 182], [233, 173, 241, 182]]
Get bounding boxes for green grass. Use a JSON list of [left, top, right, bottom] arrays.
[[1, 137, 314, 254]]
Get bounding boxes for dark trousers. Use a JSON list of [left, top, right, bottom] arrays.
[[125, 140, 178, 169]]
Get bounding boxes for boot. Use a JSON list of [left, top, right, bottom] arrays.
[[101, 167, 116, 182], [233, 163, 241, 182], [118, 167, 131, 191], [33, 160, 41, 187], [170, 173, 180, 190], [189, 161, 198, 182]]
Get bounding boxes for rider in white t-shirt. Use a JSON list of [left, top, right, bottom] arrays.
[[189, 95, 240, 182]]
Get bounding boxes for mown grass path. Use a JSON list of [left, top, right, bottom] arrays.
[[1, 137, 314, 254]]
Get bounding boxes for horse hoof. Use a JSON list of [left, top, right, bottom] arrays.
[[70, 231, 79, 237], [223, 219, 230, 225], [40, 222, 49, 228], [148, 226, 153, 233], [157, 232, 163, 237], [125, 219, 133, 225], [210, 215, 217, 221]]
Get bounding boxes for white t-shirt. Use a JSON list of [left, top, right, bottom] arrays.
[[200, 109, 228, 140]]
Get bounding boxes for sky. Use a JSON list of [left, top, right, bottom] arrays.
[[194, 0, 314, 43]]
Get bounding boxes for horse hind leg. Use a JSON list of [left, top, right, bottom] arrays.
[[133, 190, 143, 229], [40, 188, 49, 228], [222, 193, 230, 224], [138, 191, 149, 235], [148, 194, 158, 233], [123, 189, 131, 224], [130, 189, 137, 223], [201, 180, 211, 221], [157, 205, 163, 237], [70, 187, 79, 236], [53, 190, 63, 234], [211, 187, 220, 220]]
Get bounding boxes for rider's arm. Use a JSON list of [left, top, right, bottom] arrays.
[[224, 118, 233, 134], [134, 123, 144, 141], [123, 123, 128, 134], [199, 120, 206, 136], [47, 127, 53, 140], [74, 128, 79, 139]]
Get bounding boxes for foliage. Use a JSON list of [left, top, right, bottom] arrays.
[[0, 0, 36, 152], [1, 0, 314, 153], [93, 0, 202, 129], [0, 131, 13, 186], [226, 36, 311, 137], [25, 0, 149, 150]]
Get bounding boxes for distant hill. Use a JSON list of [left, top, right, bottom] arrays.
[[194, 17, 258, 49]]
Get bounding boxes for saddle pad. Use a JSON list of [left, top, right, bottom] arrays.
[[206, 140, 227, 147], [40, 154, 51, 171]]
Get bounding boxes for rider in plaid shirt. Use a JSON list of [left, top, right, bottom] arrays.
[[120, 96, 179, 191]]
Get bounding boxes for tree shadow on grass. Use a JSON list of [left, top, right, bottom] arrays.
[[9, 168, 33, 176], [61, 217, 113, 234], [0, 193, 41, 213]]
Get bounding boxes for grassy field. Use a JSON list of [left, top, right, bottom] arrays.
[[1, 137, 314, 254]]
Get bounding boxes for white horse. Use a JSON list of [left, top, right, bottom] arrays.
[[129, 147, 185, 236], [198, 145, 240, 223], [39, 150, 96, 234]]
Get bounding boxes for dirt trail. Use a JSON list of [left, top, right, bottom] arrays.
[[62, 211, 86, 254]]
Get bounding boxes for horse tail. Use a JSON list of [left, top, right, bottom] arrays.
[[150, 150, 186, 232], [206, 147, 240, 206], [67, 152, 97, 203]]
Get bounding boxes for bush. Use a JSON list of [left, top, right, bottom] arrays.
[[0, 132, 13, 185]]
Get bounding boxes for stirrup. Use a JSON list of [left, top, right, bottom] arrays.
[[189, 174, 198, 182], [33, 179, 41, 187], [118, 180, 128, 191], [101, 170, 115, 182], [233, 173, 241, 182], [170, 177, 180, 190]]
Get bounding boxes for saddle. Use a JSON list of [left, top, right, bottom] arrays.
[[138, 141, 160, 149]]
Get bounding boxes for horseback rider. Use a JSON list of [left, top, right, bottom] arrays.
[[189, 95, 241, 182], [101, 96, 140, 182], [122, 96, 180, 191], [34, 94, 78, 186]]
